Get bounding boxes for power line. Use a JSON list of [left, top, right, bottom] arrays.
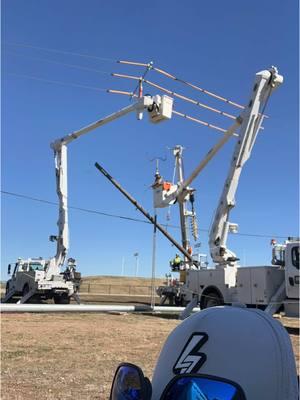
[[118, 59, 245, 110], [5, 42, 115, 62], [5, 51, 111, 75], [107, 89, 240, 136], [1, 190, 178, 228], [112, 73, 237, 120], [7, 73, 107, 92], [1, 190, 290, 239]]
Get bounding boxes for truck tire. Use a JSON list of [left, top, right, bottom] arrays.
[[5, 282, 10, 295], [22, 284, 30, 297], [174, 296, 182, 307], [168, 295, 174, 306], [202, 291, 223, 309], [54, 293, 70, 304], [175, 296, 186, 307]]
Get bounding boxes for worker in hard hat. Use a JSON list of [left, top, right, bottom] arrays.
[[109, 306, 299, 399], [170, 254, 182, 271]]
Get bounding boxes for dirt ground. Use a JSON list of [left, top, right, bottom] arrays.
[[1, 313, 299, 400]]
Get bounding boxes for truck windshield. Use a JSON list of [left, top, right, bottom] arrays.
[[292, 247, 299, 269], [29, 263, 44, 271]]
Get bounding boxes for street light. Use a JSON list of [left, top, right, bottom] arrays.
[[133, 252, 139, 276]]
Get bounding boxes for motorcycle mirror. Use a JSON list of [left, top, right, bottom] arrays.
[[110, 362, 151, 400]]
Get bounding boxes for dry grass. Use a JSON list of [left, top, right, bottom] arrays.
[[1, 312, 299, 400], [79, 275, 165, 303], [1, 313, 178, 399], [81, 276, 165, 286]]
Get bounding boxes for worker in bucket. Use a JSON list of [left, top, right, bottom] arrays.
[[170, 254, 182, 271], [109, 306, 299, 399]]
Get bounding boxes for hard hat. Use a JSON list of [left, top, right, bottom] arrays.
[[151, 306, 298, 400]]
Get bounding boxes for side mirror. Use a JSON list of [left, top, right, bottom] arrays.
[[110, 363, 152, 400], [7, 264, 11, 275]]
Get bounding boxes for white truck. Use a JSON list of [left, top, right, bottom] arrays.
[[153, 67, 299, 317], [4, 257, 80, 304], [182, 238, 299, 317]]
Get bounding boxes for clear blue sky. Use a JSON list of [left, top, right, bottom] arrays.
[[1, 0, 299, 279]]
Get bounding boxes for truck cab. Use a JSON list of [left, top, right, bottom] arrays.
[[271, 238, 299, 299], [6, 258, 47, 295]]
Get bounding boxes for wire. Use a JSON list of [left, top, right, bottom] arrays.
[[5, 51, 111, 75], [112, 73, 237, 120], [153, 66, 245, 110], [107, 88, 239, 136], [0, 190, 177, 228], [5, 42, 115, 62], [117, 60, 269, 119], [7, 73, 107, 92], [1, 190, 290, 239], [172, 109, 237, 135], [145, 79, 237, 120], [118, 60, 245, 110]]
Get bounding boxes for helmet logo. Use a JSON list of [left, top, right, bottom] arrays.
[[173, 332, 208, 374]]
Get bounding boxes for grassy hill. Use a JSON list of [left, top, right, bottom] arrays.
[[80, 275, 165, 296], [81, 275, 165, 285]]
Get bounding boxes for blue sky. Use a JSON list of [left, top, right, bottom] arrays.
[[1, 0, 299, 279]]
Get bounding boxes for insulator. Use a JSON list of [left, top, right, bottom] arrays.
[[190, 214, 198, 241]]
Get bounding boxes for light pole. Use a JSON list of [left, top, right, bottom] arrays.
[[134, 252, 139, 276]]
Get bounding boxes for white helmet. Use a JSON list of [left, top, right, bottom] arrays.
[[151, 306, 298, 399]]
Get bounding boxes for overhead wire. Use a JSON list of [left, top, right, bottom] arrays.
[[1, 190, 290, 240], [118, 60, 245, 110], [144, 79, 237, 120], [3, 47, 265, 119], [7, 73, 238, 135], [6, 72, 253, 137], [117, 60, 269, 119], [5, 42, 115, 62], [5, 49, 265, 126], [0, 190, 178, 229], [172, 110, 238, 135], [107, 88, 239, 136], [112, 72, 237, 120], [5, 51, 111, 75], [7, 72, 108, 92], [152, 65, 245, 110]]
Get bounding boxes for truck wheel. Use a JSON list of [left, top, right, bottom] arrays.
[[54, 293, 70, 304], [22, 284, 30, 297], [169, 295, 174, 306], [175, 296, 185, 307], [202, 292, 223, 309], [174, 296, 181, 306], [5, 282, 10, 295]]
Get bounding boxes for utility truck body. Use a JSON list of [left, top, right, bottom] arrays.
[[4, 257, 80, 304], [182, 238, 299, 316], [180, 238, 299, 316]]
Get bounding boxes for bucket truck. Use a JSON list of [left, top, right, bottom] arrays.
[[3, 137, 81, 304], [3, 93, 173, 304], [154, 67, 299, 317]]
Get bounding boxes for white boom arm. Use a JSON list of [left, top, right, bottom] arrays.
[[47, 95, 170, 276], [209, 67, 283, 266]]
